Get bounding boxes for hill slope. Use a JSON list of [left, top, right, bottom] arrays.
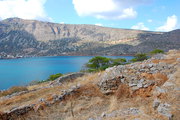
[[0, 18, 180, 57], [0, 50, 179, 120]]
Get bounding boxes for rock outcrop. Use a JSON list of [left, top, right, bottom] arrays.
[[50, 72, 85, 86], [98, 56, 176, 94]]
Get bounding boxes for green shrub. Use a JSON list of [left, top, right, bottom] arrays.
[[47, 73, 63, 81], [85, 56, 111, 72], [84, 56, 127, 72], [38, 73, 63, 83], [131, 53, 148, 62], [150, 49, 164, 55], [111, 58, 127, 66]]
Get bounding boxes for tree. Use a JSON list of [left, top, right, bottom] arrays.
[[111, 58, 127, 66], [85, 56, 111, 72], [150, 49, 164, 55], [131, 53, 148, 62], [84, 56, 128, 72]]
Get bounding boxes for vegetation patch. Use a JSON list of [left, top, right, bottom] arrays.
[[84, 49, 164, 72], [83, 56, 128, 72], [38, 73, 63, 83], [130, 53, 149, 62], [150, 49, 164, 55]]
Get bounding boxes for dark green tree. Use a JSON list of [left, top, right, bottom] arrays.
[[111, 58, 127, 66], [85, 56, 111, 72]]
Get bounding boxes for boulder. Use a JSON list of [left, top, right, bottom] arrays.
[[50, 72, 85, 86]]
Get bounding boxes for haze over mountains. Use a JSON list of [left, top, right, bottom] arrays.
[[0, 18, 180, 57]]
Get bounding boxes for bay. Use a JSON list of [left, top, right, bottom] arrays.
[[0, 56, 133, 90]]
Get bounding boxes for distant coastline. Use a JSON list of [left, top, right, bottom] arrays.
[[0, 54, 135, 60]]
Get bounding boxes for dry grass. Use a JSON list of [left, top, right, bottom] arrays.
[[0, 86, 62, 111], [75, 84, 104, 98], [0, 86, 28, 97], [140, 73, 154, 80], [108, 96, 118, 112], [174, 67, 180, 86], [27, 82, 49, 90], [0, 73, 102, 113], [115, 84, 131, 99], [23, 84, 107, 120], [133, 85, 155, 97], [28, 96, 107, 120], [153, 73, 168, 86]]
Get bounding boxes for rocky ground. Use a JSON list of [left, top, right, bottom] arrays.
[[0, 50, 179, 120]]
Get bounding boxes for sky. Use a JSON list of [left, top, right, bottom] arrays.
[[0, 0, 179, 32]]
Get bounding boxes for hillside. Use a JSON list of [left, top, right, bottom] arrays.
[[0, 18, 180, 57], [0, 50, 180, 120]]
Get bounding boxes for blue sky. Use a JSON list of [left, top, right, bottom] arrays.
[[0, 0, 179, 31]]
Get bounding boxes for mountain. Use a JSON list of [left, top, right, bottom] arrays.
[[0, 18, 180, 57]]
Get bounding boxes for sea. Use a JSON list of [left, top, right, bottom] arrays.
[[0, 56, 133, 90]]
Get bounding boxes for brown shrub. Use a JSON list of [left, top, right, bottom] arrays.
[[75, 84, 104, 98], [153, 73, 168, 86], [141, 73, 154, 80], [33, 102, 47, 112], [160, 59, 176, 64], [152, 59, 160, 64], [115, 84, 131, 99], [0, 86, 28, 97], [132, 85, 155, 97], [46, 95, 54, 102], [108, 96, 118, 112]]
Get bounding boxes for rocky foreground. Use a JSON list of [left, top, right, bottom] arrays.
[[0, 50, 180, 120]]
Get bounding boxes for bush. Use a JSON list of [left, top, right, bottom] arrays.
[[47, 73, 63, 81], [0, 86, 28, 97], [111, 58, 127, 66], [85, 56, 111, 72], [150, 49, 164, 55], [84, 56, 127, 72], [131, 53, 148, 62], [38, 73, 63, 83]]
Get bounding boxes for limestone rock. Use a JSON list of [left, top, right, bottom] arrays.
[[157, 103, 173, 120]]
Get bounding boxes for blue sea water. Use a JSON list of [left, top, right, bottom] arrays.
[[0, 56, 133, 90]]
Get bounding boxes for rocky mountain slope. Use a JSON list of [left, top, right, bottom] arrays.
[[0, 18, 179, 57], [0, 50, 179, 120]]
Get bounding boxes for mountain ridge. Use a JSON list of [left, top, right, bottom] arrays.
[[0, 18, 179, 57]]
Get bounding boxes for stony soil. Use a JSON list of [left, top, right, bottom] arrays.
[[0, 50, 179, 120]]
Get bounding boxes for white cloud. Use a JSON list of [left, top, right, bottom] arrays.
[[60, 22, 65, 24], [116, 8, 137, 19], [131, 22, 149, 30], [156, 15, 178, 32], [95, 23, 103, 26], [0, 0, 50, 21], [147, 19, 152, 23], [72, 0, 150, 20]]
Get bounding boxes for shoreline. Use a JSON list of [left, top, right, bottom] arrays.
[[0, 54, 135, 60]]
